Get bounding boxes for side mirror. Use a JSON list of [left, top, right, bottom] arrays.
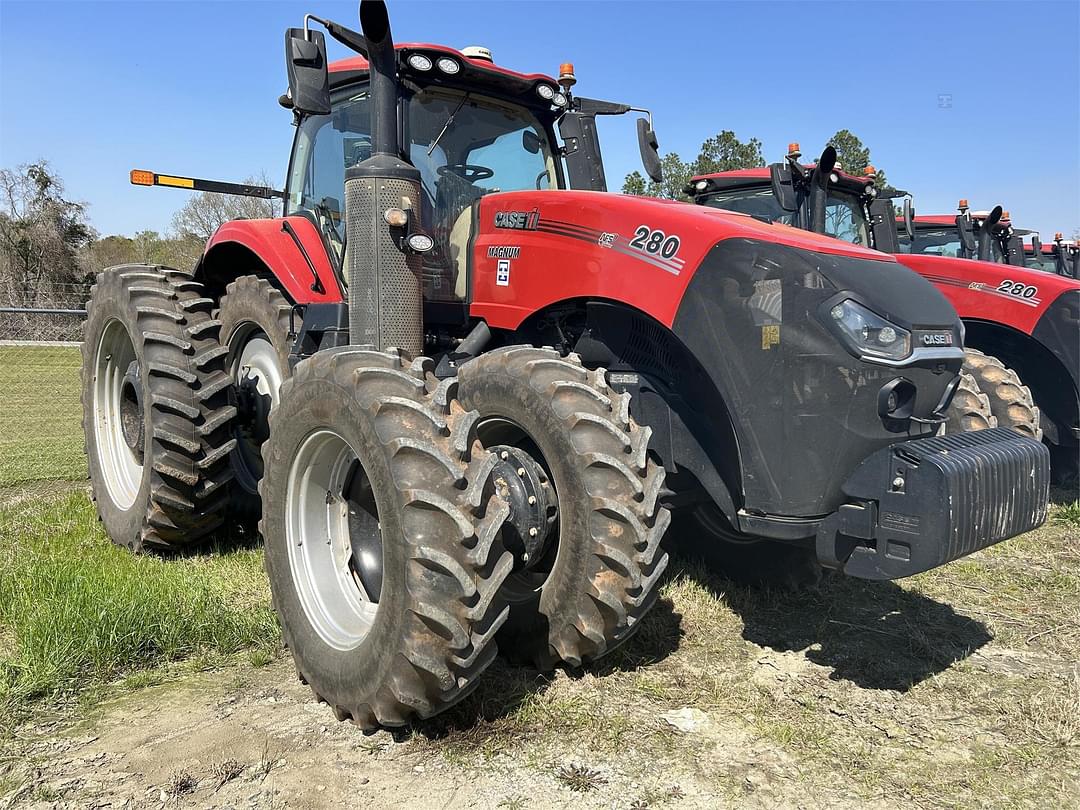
[[636, 118, 663, 184], [769, 164, 798, 211], [522, 130, 541, 154], [285, 28, 331, 116], [902, 196, 915, 241], [1031, 234, 1042, 256]]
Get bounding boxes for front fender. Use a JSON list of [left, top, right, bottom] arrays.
[[200, 217, 343, 304]]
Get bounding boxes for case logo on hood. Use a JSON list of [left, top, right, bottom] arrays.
[[919, 331, 954, 346], [494, 209, 540, 230]]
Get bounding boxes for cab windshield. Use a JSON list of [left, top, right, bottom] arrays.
[[698, 187, 795, 226], [898, 227, 962, 257], [698, 186, 870, 246], [824, 191, 870, 247]]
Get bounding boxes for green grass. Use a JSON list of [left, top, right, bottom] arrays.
[[1053, 500, 1080, 527], [0, 492, 278, 716], [0, 345, 85, 487]]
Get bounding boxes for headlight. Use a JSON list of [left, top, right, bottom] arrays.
[[436, 57, 460, 74], [827, 299, 912, 362], [552, 92, 567, 107], [536, 83, 555, 100], [407, 53, 433, 71]]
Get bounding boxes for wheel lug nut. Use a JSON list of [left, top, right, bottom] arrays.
[[527, 495, 536, 505], [522, 553, 530, 563], [528, 527, 538, 537], [500, 451, 509, 460], [517, 467, 526, 477]]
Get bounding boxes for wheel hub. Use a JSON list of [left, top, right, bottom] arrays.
[[489, 445, 557, 568], [119, 360, 144, 459]]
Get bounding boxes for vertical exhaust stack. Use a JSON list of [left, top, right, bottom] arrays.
[[808, 146, 837, 235], [345, 0, 424, 355]]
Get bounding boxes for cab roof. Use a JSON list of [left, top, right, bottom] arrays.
[[328, 43, 558, 90], [690, 164, 873, 193]]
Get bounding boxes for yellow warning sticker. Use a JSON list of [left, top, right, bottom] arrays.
[[761, 324, 780, 350]]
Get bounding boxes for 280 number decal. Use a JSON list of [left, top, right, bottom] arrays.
[[996, 279, 1039, 299], [630, 225, 681, 260]]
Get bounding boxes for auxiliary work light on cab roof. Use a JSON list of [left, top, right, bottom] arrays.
[[536, 83, 555, 101], [407, 53, 433, 71], [695, 179, 709, 191], [436, 56, 460, 74]]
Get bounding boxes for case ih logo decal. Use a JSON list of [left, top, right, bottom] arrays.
[[487, 245, 521, 259], [919, 332, 954, 346], [494, 209, 540, 230]]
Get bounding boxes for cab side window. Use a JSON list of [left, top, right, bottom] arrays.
[[286, 89, 372, 242]]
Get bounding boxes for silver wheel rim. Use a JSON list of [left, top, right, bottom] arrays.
[[229, 325, 284, 494], [286, 429, 381, 651], [93, 319, 143, 510]]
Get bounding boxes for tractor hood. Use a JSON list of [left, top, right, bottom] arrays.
[[468, 190, 955, 337]]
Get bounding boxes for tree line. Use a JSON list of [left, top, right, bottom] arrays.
[[0, 162, 276, 307]]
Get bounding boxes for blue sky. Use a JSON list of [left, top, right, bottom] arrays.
[[2, 1, 1077, 239]]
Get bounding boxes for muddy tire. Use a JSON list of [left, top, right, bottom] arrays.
[[963, 348, 1042, 440], [218, 275, 297, 519], [945, 371, 998, 434], [676, 502, 824, 590], [260, 346, 512, 729], [457, 347, 670, 670], [81, 265, 236, 552]]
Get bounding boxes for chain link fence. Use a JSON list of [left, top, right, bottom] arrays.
[[0, 283, 89, 501]]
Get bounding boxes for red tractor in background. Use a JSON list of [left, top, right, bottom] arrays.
[[81, 2, 1050, 730], [688, 144, 1080, 480], [1024, 233, 1079, 276]]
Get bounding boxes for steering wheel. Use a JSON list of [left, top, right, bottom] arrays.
[[438, 163, 494, 183]]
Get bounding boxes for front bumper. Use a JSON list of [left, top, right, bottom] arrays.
[[816, 428, 1049, 580]]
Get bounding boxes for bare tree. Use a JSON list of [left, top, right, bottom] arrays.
[[170, 172, 280, 243], [0, 161, 95, 306]]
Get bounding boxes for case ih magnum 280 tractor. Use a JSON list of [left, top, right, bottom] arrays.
[[904, 205, 1079, 278], [83, 3, 1049, 729], [689, 146, 1080, 479]]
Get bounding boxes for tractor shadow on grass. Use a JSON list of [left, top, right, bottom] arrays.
[[678, 553, 993, 693]]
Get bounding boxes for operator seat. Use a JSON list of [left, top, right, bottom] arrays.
[[430, 171, 484, 301]]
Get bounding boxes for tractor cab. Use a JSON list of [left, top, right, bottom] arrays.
[[283, 39, 660, 311], [901, 202, 1027, 267], [285, 47, 568, 305], [1025, 233, 1080, 277], [688, 143, 891, 251]]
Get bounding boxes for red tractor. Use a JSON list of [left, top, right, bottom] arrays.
[[903, 205, 1079, 278], [688, 144, 1080, 479], [82, 3, 1050, 729]]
